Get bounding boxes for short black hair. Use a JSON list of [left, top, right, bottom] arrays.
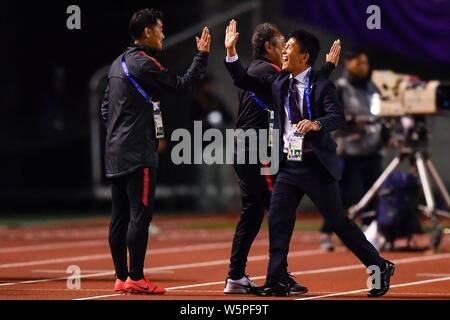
[[344, 47, 367, 60], [128, 8, 163, 40], [288, 29, 321, 66], [252, 23, 282, 58]]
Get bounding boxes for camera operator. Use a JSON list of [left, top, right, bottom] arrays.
[[320, 48, 387, 251]]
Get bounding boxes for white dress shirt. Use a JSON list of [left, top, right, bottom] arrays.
[[282, 67, 311, 153], [225, 55, 312, 153], [226, 54, 239, 63]]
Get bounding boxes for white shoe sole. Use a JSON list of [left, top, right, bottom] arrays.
[[224, 289, 248, 294], [223, 286, 254, 294]]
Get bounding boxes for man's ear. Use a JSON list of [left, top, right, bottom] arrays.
[[264, 41, 272, 52], [144, 27, 152, 39], [303, 52, 310, 64]]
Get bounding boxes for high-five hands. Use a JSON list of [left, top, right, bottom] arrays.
[[296, 119, 321, 133], [196, 27, 211, 53], [225, 19, 239, 56], [326, 39, 341, 67]]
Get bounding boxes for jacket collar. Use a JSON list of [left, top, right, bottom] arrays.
[[255, 55, 283, 71], [289, 66, 311, 84], [256, 55, 273, 64], [129, 43, 158, 57]]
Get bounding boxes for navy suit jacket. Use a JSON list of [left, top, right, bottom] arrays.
[[225, 59, 345, 180]]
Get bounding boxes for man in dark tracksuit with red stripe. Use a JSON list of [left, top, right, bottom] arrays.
[[101, 8, 211, 294], [224, 23, 340, 294]]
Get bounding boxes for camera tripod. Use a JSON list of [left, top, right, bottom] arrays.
[[347, 120, 450, 252]]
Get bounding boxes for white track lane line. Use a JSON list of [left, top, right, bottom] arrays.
[[166, 252, 450, 290], [73, 252, 450, 300], [75, 294, 123, 300], [0, 254, 114, 269], [30, 269, 175, 274], [0, 239, 269, 269], [416, 273, 450, 277], [1, 288, 117, 292], [295, 276, 450, 300], [0, 240, 106, 254], [0, 248, 328, 289]]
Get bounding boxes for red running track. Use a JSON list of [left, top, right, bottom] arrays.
[[0, 213, 449, 300]]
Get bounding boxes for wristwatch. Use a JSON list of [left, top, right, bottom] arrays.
[[314, 120, 322, 130]]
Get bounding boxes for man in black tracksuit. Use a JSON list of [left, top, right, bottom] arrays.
[[224, 23, 340, 294], [101, 8, 211, 294]]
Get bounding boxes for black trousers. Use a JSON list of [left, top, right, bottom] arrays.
[[321, 154, 383, 234], [228, 153, 274, 279], [267, 154, 384, 282], [108, 167, 157, 281]]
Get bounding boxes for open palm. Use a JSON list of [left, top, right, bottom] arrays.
[[196, 27, 211, 53], [225, 19, 239, 53], [326, 39, 341, 67]]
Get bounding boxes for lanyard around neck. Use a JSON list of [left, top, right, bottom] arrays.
[[121, 53, 153, 103], [287, 69, 312, 121]]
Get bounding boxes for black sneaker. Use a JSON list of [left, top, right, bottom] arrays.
[[287, 273, 309, 295], [254, 276, 308, 297], [367, 259, 395, 297]]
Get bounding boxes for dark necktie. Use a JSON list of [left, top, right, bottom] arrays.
[[288, 78, 302, 124]]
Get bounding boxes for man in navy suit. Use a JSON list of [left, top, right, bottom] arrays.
[[224, 19, 395, 297]]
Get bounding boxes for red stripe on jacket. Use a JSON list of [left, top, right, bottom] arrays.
[[269, 63, 282, 72], [140, 51, 165, 71]]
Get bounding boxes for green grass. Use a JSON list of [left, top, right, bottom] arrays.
[[0, 213, 105, 228], [422, 224, 450, 233], [184, 221, 450, 233], [184, 221, 322, 231], [1, 212, 448, 233]]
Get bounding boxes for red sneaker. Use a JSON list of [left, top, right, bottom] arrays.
[[124, 277, 166, 295], [114, 279, 127, 294]]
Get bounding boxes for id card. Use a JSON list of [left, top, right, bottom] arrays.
[[152, 101, 164, 138], [268, 110, 274, 148], [287, 130, 305, 161]]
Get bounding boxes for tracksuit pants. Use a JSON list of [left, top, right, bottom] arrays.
[[228, 150, 274, 280], [108, 167, 157, 281]]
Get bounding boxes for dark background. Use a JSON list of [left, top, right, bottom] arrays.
[[1, 0, 449, 214]]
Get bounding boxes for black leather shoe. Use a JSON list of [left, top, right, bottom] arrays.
[[254, 277, 308, 297], [287, 273, 309, 295], [367, 259, 395, 298]]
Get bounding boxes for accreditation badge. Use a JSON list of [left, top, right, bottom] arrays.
[[287, 127, 305, 162], [152, 101, 164, 138], [268, 110, 274, 148]]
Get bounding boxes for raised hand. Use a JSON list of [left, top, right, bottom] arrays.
[[225, 19, 239, 56], [196, 27, 211, 53], [326, 39, 341, 67]]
